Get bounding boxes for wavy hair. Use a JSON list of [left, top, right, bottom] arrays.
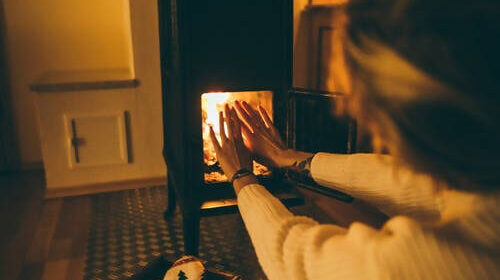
[[344, 0, 500, 192]]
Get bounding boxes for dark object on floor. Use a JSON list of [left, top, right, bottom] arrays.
[[128, 255, 244, 280], [126, 255, 170, 280]]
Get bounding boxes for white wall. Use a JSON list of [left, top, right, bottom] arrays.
[[3, 0, 133, 163], [127, 0, 166, 178]]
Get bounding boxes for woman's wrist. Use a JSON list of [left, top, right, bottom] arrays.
[[276, 149, 314, 168], [233, 174, 258, 195]]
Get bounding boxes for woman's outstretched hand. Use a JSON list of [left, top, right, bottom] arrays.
[[209, 104, 258, 194], [234, 101, 312, 168]]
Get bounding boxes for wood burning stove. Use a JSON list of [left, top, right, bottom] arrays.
[[157, 0, 354, 256]]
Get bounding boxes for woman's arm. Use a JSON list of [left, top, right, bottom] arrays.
[[235, 102, 442, 223], [237, 184, 355, 280], [208, 104, 462, 279], [237, 184, 453, 280], [309, 153, 443, 223]]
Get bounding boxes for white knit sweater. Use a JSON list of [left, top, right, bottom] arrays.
[[237, 153, 499, 280]]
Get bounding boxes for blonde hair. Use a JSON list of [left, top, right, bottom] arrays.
[[344, 0, 500, 192]]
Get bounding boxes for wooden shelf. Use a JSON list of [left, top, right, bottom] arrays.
[[30, 69, 138, 92]]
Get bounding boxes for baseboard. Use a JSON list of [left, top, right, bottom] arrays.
[[44, 176, 167, 198]]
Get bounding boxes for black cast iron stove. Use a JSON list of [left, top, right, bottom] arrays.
[[157, 0, 354, 256]]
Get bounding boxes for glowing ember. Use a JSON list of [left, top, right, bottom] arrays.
[[201, 91, 273, 183]]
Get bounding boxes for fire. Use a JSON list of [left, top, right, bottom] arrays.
[[202, 92, 231, 166], [201, 91, 274, 182]]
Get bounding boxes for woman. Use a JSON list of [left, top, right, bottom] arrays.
[[210, 0, 499, 279]]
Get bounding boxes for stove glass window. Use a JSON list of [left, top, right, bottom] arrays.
[[201, 91, 273, 183]]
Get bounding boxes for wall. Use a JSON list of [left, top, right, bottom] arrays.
[[293, 0, 348, 91], [128, 0, 165, 179], [0, 0, 21, 170], [3, 0, 133, 163]]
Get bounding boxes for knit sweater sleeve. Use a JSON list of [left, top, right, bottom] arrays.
[[310, 153, 443, 222], [237, 185, 498, 280], [237, 184, 364, 280], [237, 185, 423, 280]]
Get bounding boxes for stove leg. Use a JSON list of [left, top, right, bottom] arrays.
[[163, 183, 176, 219], [182, 211, 200, 256], [163, 173, 177, 219]]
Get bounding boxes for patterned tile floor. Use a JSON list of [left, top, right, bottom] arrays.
[[84, 186, 329, 280]]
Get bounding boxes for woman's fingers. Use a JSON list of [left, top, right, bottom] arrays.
[[235, 100, 268, 136], [209, 126, 221, 152], [235, 101, 255, 132], [219, 111, 227, 143], [224, 104, 234, 141], [242, 101, 266, 129], [240, 119, 253, 139], [240, 121, 255, 150], [256, 104, 285, 146], [230, 107, 242, 140], [258, 105, 273, 128], [244, 102, 277, 141]]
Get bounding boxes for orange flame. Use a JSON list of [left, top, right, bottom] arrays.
[[202, 92, 230, 165]]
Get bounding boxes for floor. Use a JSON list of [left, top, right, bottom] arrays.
[[85, 185, 269, 280], [1, 172, 166, 280], [1, 171, 388, 280], [1, 171, 116, 280], [17, 196, 91, 280], [0, 170, 45, 280]]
